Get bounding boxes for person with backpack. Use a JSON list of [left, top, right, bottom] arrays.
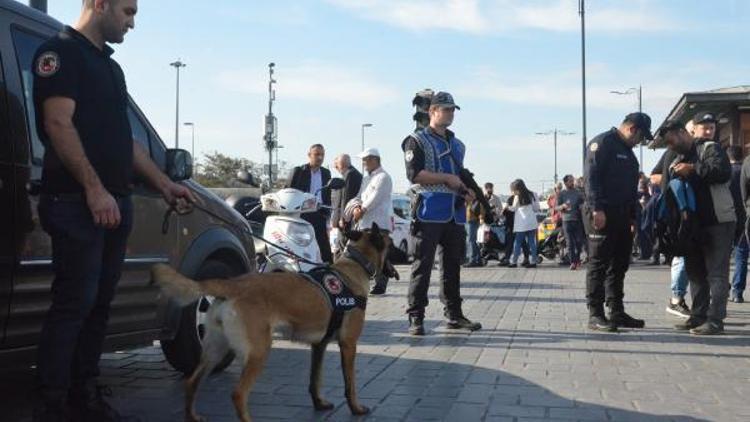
[[658, 113, 736, 335], [583, 112, 652, 332]]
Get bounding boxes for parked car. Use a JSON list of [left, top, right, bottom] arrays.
[[0, 0, 255, 375], [391, 193, 414, 263]]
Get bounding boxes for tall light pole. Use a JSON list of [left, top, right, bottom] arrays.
[[610, 85, 644, 171], [536, 129, 576, 185], [170, 60, 187, 149], [183, 122, 195, 158], [361, 123, 373, 171], [263, 63, 278, 184], [579, 0, 587, 174]]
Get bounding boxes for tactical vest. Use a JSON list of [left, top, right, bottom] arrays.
[[410, 128, 466, 224], [299, 267, 367, 342]]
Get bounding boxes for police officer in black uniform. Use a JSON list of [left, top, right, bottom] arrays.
[[584, 112, 653, 332], [32, 1, 194, 421], [402, 92, 482, 335]]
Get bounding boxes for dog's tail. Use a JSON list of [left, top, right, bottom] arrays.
[[151, 264, 240, 305]]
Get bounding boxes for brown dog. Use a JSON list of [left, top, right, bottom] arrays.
[[152, 223, 390, 422]]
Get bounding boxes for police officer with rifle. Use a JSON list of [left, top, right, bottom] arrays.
[[402, 90, 483, 335]]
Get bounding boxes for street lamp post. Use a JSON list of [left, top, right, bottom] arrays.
[[183, 122, 195, 158], [361, 123, 373, 171], [170, 60, 187, 149], [264, 63, 278, 184], [579, 0, 587, 175], [536, 129, 576, 185], [610, 85, 643, 171]]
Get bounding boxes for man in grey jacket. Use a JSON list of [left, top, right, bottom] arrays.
[[557, 175, 585, 270], [659, 113, 736, 335]]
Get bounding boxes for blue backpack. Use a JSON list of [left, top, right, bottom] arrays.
[[655, 178, 698, 257]]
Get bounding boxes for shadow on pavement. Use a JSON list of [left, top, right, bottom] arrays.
[[1, 343, 711, 422]]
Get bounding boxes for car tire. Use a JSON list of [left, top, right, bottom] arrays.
[[161, 259, 237, 375]]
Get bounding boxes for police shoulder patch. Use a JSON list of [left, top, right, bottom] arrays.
[[35, 51, 60, 77], [323, 274, 343, 295], [589, 142, 599, 152], [405, 150, 414, 162]]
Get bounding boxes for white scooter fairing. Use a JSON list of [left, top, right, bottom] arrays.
[[259, 188, 323, 272]]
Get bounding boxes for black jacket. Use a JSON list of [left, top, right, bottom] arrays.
[[331, 167, 362, 223], [286, 164, 332, 215], [584, 128, 639, 214]]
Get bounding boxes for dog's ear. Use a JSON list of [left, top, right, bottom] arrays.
[[368, 223, 385, 251], [347, 228, 363, 242]]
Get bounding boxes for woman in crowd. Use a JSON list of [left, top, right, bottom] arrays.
[[508, 179, 540, 268]]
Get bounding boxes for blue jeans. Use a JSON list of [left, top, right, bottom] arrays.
[[466, 221, 480, 263], [671, 256, 688, 298], [512, 230, 537, 264], [732, 235, 748, 293], [37, 194, 133, 395]]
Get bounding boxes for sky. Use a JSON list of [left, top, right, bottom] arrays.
[[29, 0, 750, 194]]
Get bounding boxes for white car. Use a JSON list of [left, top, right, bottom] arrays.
[[391, 194, 414, 262]]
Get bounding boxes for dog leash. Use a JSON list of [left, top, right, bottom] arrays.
[[161, 201, 321, 266]]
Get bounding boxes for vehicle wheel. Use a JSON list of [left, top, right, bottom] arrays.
[[537, 256, 544, 264], [161, 259, 237, 375]]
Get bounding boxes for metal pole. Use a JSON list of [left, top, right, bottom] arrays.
[[638, 85, 643, 172], [191, 125, 195, 158], [554, 129, 558, 185], [170, 60, 186, 149], [579, 0, 587, 175]]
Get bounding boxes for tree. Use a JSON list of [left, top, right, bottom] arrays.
[[193, 151, 292, 189]]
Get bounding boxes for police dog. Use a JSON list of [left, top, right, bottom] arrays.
[[151, 223, 390, 422]]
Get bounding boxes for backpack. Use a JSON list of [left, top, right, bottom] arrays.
[[655, 178, 699, 257]]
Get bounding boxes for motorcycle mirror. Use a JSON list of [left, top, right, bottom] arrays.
[[236, 170, 259, 187]]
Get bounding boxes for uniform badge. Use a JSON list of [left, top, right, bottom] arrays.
[[323, 274, 342, 295], [405, 150, 414, 162], [35, 51, 60, 77], [589, 143, 599, 152]]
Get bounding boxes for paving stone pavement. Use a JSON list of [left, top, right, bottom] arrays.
[[2, 262, 749, 421]]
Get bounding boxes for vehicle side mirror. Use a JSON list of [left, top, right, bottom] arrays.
[[326, 178, 345, 190], [236, 170, 259, 187], [166, 149, 193, 181]]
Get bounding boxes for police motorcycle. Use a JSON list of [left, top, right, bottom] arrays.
[[235, 171, 345, 273]]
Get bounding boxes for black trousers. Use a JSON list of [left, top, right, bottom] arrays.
[[407, 221, 465, 316], [303, 211, 333, 264], [36, 195, 133, 396], [583, 206, 633, 314]]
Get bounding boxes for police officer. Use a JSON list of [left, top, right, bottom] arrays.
[[32, 1, 194, 420], [402, 91, 482, 335], [584, 112, 653, 332]]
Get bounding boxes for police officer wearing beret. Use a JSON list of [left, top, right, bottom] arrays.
[[401, 92, 482, 335], [32, 1, 195, 420], [584, 112, 653, 332]]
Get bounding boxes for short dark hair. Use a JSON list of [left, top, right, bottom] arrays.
[[563, 174, 574, 183], [728, 145, 743, 162], [484, 182, 493, 189], [309, 144, 324, 152]]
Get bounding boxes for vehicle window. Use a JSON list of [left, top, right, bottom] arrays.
[[0, 53, 9, 161], [127, 107, 150, 151], [393, 199, 410, 219], [11, 27, 46, 170]]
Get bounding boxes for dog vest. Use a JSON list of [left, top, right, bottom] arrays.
[[300, 267, 367, 342]]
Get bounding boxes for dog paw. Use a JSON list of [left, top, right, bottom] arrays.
[[349, 404, 370, 415], [313, 399, 335, 411]]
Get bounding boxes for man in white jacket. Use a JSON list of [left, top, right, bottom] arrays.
[[345, 148, 393, 294]]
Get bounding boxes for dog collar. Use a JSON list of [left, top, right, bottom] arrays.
[[343, 246, 378, 278]]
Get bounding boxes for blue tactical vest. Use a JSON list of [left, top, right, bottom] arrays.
[[410, 128, 466, 224]]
